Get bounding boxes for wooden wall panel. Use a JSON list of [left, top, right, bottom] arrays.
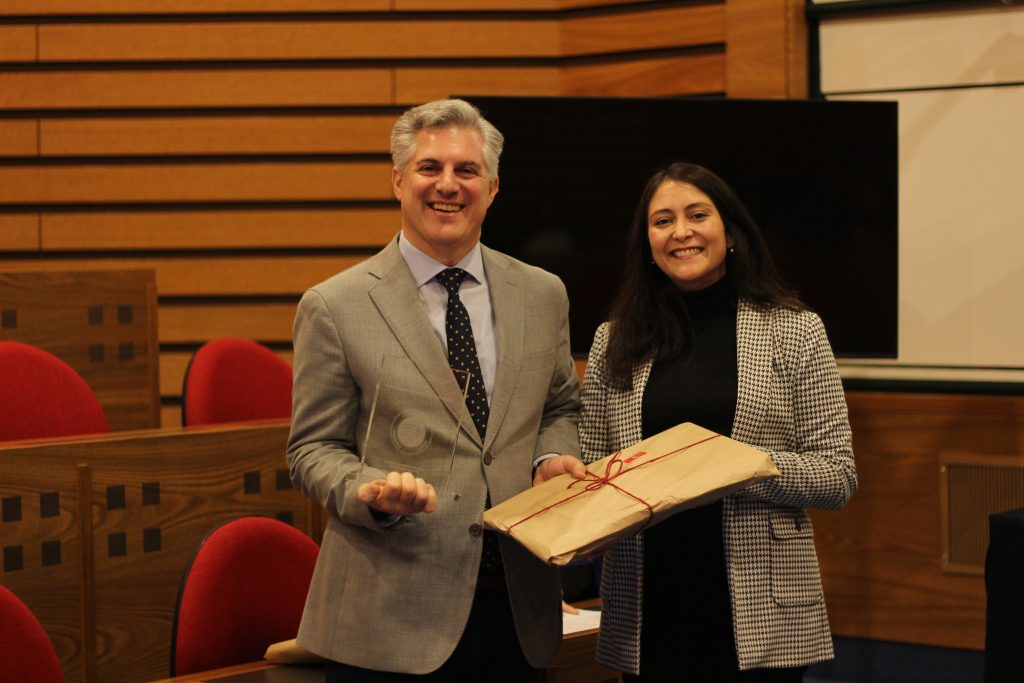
[[0, 454, 84, 682], [725, 0, 808, 98], [0, 214, 40, 250], [0, 0, 390, 14], [811, 391, 1024, 650], [0, 162, 392, 204], [395, 0, 559, 8], [0, 257, 362, 296], [561, 5, 725, 56], [87, 426, 304, 681], [0, 25, 36, 62], [38, 115, 395, 156], [161, 354, 191, 400], [0, 119, 37, 156], [37, 20, 560, 61], [160, 405, 182, 429], [0, 69, 393, 110], [0, 269, 161, 431], [394, 0, 648, 8], [160, 349, 293, 398], [159, 303, 298, 344], [562, 53, 726, 97], [395, 66, 562, 104], [40, 209, 399, 250]]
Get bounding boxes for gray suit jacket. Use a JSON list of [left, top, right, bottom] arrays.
[[580, 303, 857, 674], [287, 237, 580, 674]]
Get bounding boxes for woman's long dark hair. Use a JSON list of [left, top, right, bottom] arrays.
[[604, 162, 804, 389]]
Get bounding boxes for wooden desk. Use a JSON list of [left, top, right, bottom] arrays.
[[2, 422, 618, 683], [0, 421, 311, 683], [149, 660, 322, 682], [0, 269, 161, 430], [148, 599, 617, 683], [148, 626, 618, 683], [543, 624, 620, 683]]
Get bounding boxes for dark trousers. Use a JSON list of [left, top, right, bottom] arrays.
[[324, 575, 536, 683]]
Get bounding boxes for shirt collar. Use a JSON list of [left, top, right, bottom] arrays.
[[398, 231, 486, 288]]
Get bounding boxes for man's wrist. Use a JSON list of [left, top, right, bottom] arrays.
[[532, 452, 559, 478]]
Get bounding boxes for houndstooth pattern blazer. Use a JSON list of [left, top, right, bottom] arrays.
[[580, 301, 857, 675]]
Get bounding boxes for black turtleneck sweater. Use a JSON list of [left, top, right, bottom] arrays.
[[638, 273, 739, 678]]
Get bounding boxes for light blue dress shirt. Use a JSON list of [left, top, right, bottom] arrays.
[[397, 233, 557, 473], [397, 232, 496, 405]]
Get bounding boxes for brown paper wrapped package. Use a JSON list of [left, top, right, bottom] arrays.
[[483, 422, 780, 566]]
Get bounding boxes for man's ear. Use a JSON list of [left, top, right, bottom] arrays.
[[487, 176, 500, 206], [391, 167, 403, 201]]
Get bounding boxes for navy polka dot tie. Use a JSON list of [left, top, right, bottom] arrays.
[[435, 267, 502, 574], [435, 268, 489, 439]]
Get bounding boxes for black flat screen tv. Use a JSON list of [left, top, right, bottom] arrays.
[[461, 96, 898, 359]]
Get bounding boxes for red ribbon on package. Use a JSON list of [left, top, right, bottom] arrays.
[[507, 433, 722, 534]]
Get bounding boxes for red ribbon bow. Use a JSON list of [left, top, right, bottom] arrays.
[[507, 433, 722, 534]]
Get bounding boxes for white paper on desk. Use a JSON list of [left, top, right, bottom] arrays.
[[562, 608, 601, 635]]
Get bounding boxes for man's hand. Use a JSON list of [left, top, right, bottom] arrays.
[[533, 455, 587, 486], [357, 471, 438, 515]]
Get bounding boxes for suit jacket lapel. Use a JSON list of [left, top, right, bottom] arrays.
[[606, 356, 651, 451], [734, 301, 771, 441], [367, 240, 483, 450], [482, 245, 522, 453]]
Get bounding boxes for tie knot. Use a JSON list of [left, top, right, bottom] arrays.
[[435, 268, 469, 295]]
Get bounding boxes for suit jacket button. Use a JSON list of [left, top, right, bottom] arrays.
[[483, 453, 493, 466], [469, 523, 483, 537]]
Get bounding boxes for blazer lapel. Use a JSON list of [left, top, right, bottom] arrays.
[[611, 358, 652, 449], [734, 301, 772, 441], [367, 241, 483, 450], [482, 246, 522, 453]]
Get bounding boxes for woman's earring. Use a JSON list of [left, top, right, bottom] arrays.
[[728, 247, 735, 254]]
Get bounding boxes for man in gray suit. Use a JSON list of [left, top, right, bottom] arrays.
[[287, 98, 584, 682]]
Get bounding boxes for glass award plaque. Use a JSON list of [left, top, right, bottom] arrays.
[[443, 368, 473, 493], [354, 356, 472, 497]]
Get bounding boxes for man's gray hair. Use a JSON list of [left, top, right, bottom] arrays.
[[390, 98, 504, 178]]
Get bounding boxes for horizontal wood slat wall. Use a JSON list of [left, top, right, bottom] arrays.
[[159, 304, 297, 344], [0, 214, 39, 250], [38, 208, 401, 249], [0, 0, 800, 427], [0, 256, 366, 295], [0, 69, 396, 110], [0, 0, 659, 15], [160, 349, 294, 398], [0, 162, 394, 203], [35, 21, 563, 61], [35, 115, 397, 156]]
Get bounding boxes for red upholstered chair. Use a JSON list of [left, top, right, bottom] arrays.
[[0, 584, 64, 683], [181, 337, 292, 427], [170, 516, 319, 676], [0, 341, 109, 442]]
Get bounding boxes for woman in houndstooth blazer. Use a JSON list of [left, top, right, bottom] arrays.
[[581, 163, 857, 682]]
